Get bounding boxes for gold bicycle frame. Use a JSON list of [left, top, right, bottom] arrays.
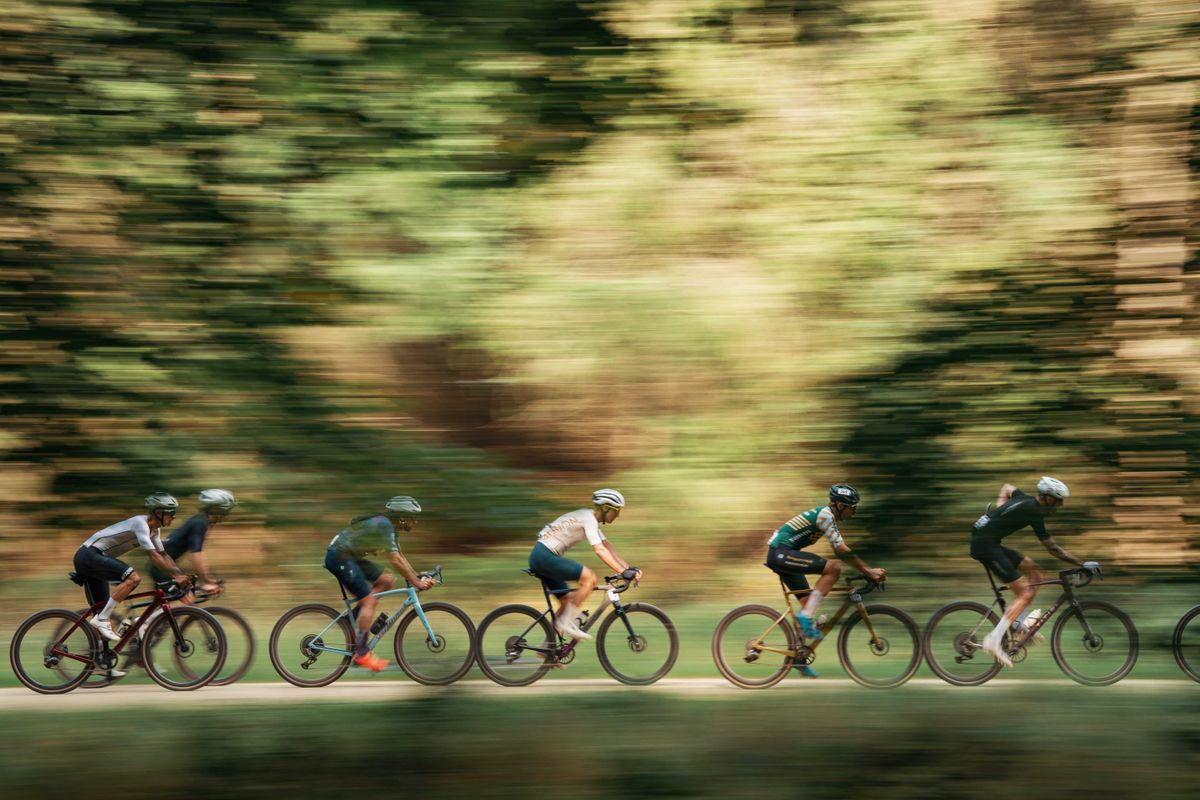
[[747, 578, 882, 659]]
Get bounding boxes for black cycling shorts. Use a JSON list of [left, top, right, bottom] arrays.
[[73, 545, 134, 606], [970, 540, 1025, 584], [765, 546, 828, 591]]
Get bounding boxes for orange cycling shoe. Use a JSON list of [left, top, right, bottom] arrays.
[[352, 652, 390, 672]]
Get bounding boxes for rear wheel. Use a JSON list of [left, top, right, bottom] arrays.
[[393, 602, 476, 685], [10, 609, 98, 694], [1051, 600, 1137, 686], [1172, 604, 1200, 683], [269, 604, 354, 688], [711, 605, 797, 689], [837, 604, 922, 688], [142, 606, 227, 690], [474, 604, 557, 687], [596, 603, 678, 685], [923, 601, 1004, 686]]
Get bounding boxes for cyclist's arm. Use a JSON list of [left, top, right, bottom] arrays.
[[189, 551, 217, 586], [591, 541, 629, 576], [995, 483, 1017, 507], [1040, 536, 1085, 567], [388, 550, 431, 588], [832, 543, 881, 578], [148, 550, 188, 583]]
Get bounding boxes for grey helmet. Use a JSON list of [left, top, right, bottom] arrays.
[[199, 489, 237, 512], [385, 496, 422, 515], [592, 488, 626, 509], [828, 483, 860, 508], [144, 492, 179, 512]]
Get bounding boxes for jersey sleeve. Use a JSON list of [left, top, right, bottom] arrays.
[[380, 518, 400, 552], [816, 508, 846, 550], [1030, 515, 1049, 541], [133, 517, 162, 552], [582, 515, 606, 547]]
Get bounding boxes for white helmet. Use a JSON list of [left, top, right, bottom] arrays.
[[592, 488, 625, 509], [386, 496, 422, 515], [1036, 476, 1070, 500], [198, 489, 237, 511]]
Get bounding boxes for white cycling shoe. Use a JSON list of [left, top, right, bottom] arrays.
[[553, 616, 592, 641], [980, 632, 1013, 668], [87, 616, 121, 642]]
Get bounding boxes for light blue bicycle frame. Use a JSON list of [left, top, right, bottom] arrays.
[[309, 584, 442, 656]]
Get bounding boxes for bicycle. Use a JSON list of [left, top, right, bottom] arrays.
[[1171, 604, 1200, 682], [9, 573, 227, 694], [712, 575, 921, 689], [269, 566, 474, 687], [474, 568, 678, 686], [924, 566, 1138, 686], [70, 579, 255, 689]]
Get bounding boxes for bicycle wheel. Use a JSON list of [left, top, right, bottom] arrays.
[[474, 604, 557, 687], [141, 606, 227, 690], [711, 605, 798, 689], [269, 603, 354, 687], [180, 607, 255, 686], [1051, 600, 1138, 686], [596, 603, 679, 685], [393, 601, 476, 685], [923, 601, 1004, 686], [10, 609, 98, 694], [1171, 605, 1200, 683], [838, 604, 922, 688]]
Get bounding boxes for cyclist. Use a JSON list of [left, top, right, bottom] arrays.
[[150, 489, 237, 604], [74, 493, 191, 643], [765, 483, 886, 677], [970, 476, 1100, 668], [324, 495, 435, 672], [529, 489, 640, 641]]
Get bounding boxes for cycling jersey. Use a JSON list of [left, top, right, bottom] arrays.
[[971, 489, 1048, 544], [162, 514, 209, 560], [80, 515, 164, 557], [327, 514, 400, 558], [535, 508, 606, 556], [767, 506, 845, 551]]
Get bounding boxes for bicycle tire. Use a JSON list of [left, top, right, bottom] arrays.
[[922, 600, 1004, 686], [837, 604, 922, 688], [182, 606, 255, 686], [269, 603, 354, 687], [711, 604, 798, 689], [1171, 604, 1200, 683], [474, 604, 557, 687], [392, 601, 476, 685], [1051, 600, 1138, 686], [596, 602, 679, 685], [142, 606, 227, 690], [10, 609, 99, 694]]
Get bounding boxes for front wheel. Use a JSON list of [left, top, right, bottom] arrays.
[[596, 603, 678, 685], [141, 607, 227, 690], [837, 604, 922, 688], [393, 602, 476, 685], [474, 604, 557, 687], [1051, 600, 1138, 686], [269, 604, 354, 688], [1171, 605, 1200, 683], [711, 605, 797, 689], [923, 601, 1004, 686], [10, 609, 99, 694]]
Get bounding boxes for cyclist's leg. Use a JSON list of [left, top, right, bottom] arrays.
[[324, 549, 376, 656], [530, 543, 589, 635], [970, 543, 1027, 665], [75, 546, 138, 619], [766, 546, 827, 636]]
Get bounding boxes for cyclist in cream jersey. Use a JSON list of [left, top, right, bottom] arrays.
[[529, 489, 640, 641]]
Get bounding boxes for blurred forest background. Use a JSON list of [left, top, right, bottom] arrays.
[[1, 0, 1197, 606]]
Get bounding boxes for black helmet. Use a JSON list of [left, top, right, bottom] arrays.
[[828, 483, 860, 507]]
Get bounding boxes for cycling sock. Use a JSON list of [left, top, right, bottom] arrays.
[[97, 598, 117, 621], [802, 591, 824, 617], [355, 631, 369, 657]]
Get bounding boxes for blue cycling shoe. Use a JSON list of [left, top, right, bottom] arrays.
[[794, 612, 824, 641], [794, 664, 819, 679]]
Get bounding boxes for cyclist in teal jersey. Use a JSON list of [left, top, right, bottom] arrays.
[[765, 483, 886, 677], [970, 476, 1099, 667], [324, 496, 435, 672]]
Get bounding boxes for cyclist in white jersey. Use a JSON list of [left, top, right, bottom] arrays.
[[528, 489, 640, 640], [74, 493, 190, 642]]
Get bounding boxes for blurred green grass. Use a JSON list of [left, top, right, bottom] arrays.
[[2, 688, 1199, 799]]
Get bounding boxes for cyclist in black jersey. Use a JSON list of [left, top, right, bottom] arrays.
[[970, 476, 1100, 667], [150, 489, 237, 605]]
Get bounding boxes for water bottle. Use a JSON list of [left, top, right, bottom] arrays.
[[575, 609, 590, 629], [369, 612, 389, 635], [115, 617, 133, 637]]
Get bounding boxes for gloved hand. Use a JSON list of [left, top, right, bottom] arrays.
[[1082, 561, 1102, 577]]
